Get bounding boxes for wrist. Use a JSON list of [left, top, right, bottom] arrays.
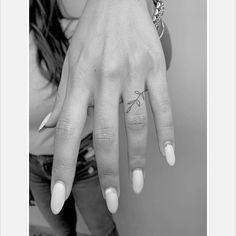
[[84, 0, 151, 21], [85, 0, 149, 10]]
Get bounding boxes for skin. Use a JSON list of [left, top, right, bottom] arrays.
[[45, 0, 175, 213]]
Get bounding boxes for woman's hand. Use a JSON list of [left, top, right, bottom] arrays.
[[42, 0, 175, 214]]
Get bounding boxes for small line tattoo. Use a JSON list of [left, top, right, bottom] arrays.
[[126, 90, 145, 113]]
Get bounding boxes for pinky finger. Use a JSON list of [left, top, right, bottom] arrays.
[[147, 70, 175, 166]]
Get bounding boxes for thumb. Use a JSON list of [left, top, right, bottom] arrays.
[[38, 55, 69, 131]]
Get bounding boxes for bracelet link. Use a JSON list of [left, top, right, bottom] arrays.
[[152, 0, 164, 38]]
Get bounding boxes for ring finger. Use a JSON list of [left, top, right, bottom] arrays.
[[123, 81, 148, 194]]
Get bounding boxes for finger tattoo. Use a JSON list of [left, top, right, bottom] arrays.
[[126, 91, 145, 113]]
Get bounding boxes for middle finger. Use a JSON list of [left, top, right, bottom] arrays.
[[93, 84, 120, 214]]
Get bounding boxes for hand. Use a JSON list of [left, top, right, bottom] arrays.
[[40, 0, 175, 214]]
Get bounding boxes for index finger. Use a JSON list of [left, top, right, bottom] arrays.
[[51, 78, 90, 214]]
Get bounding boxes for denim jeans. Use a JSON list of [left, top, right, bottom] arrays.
[[30, 137, 118, 236]]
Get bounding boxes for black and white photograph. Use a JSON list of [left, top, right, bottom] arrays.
[[0, 0, 235, 236], [29, 0, 206, 235]]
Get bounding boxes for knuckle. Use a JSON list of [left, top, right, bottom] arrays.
[[158, 125, 174, 139], [152, 51, 162, 63], [94, 127, 115, 147], [129, 157, 146, 170], [101, 62, 120, 79], [158, 118, 174, 133], [101, 52, 127, 79], [99, 168, 119, 180], [129, 51, 142, 68], [126, 114, 147, 131], [159, 99, 171, 114], [52, 160, 74, 177], [159, 125, 174, 132], [151, 51, 166, 71], [129, 50, 152, 70], [55, 118, 76, 138]]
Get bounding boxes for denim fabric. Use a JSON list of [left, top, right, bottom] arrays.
[[30, 137, 119, 236]]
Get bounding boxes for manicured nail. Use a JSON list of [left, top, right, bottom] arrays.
[[38, 113, 51, 132], [105, 188, 118, 214], [164, 144, 175, 166], [51, 181, 66, 215], [132, 168, 144, 194]]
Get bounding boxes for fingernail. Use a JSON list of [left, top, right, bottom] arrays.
[[164, 144, 175, 166], [38, 113, 51, 132], [132, 168, 144, 194], [51, 181, 66, 215], [105, 188, 118, 214]]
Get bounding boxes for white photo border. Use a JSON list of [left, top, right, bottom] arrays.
[[0, 0, 29, 235], [207, 0, 236, 235], [0, 0, 235, 235]]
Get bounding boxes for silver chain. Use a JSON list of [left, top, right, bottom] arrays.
[[152, 0, 165, 38]]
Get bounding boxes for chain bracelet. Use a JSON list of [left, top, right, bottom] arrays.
[[152, 0, 165, 39]]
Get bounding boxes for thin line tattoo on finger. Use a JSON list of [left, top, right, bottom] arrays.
[[126, 90, 145, 113]]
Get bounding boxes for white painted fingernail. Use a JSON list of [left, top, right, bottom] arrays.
[[105, 188, 118, 214], [132, 168, 144, 194], [38, 113, 51, 132], [164, 144, 176, 166], [51, 181, 66, 215]]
